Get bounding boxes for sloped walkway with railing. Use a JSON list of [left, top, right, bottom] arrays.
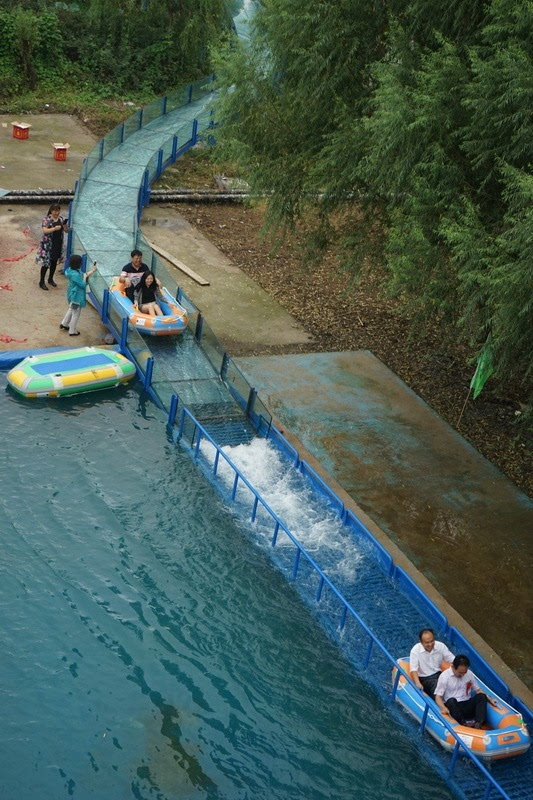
[[70, 79, 266, 445]]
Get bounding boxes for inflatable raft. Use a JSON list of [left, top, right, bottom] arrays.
[[393, 658, 530, 761], [110, 277, 188, 336], [7, 347, 136, 398]]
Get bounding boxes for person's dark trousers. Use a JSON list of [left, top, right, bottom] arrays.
[[445, 693, 487, 725], [48, 257, 59, 285], [420, 672, 441, 700]]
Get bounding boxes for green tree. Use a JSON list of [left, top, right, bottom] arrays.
[[214, 0, 533, 401]]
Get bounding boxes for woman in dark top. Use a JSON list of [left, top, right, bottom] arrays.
[[36, 203, 69, 290], [134, 270, 164, 316]]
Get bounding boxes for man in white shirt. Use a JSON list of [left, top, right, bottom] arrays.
[[409, 628, 454, 699], [435, 654, 489, 728]]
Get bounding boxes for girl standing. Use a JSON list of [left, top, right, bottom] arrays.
[[59, 255, 97, 335], [36, 203, 69, 290]]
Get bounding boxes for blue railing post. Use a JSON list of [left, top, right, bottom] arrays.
[[390, 669, 401, 701], [171, 135, 178, 162], [419, 703, 430, 735], [449, 741, 461, 776], [101, 289, 110, 324], [161, 95, 167, 116], [157, 149, 163, 177], [120, 316, 128, 352], [143, 357, 154, 391], [98, 140, 104, 161], [142, 169, 150, 207], [291, 548, 301, 580], [251, 496, 259, 522], [339, 605, 347, 631], [246, 387, 257, 419], [482, 781, 493, 800], [363, 637, 373, 668], [195, 313, 204, 342], [271, 521, 279, 547], [316, 576, 325, 602], [119, 122, 124, 144], [168, 394, 178, 428], [221, 352, 230, 379], [138, 108, 143, 129], [151, 251, 157, 272], [81, 253, 88, 273], [66, 228, 73, 260], [192, 119, 198, 143], [187, 84, 193, 103]]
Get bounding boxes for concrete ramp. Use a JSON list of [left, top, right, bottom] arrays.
[[237, 350, 533, 689]]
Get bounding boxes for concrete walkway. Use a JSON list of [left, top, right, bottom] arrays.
[[0, 113, 96, 191]]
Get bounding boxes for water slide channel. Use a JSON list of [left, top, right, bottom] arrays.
[[1, 2, 531, 799]]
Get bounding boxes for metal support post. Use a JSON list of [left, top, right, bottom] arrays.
[[246, 387, 257, 419], [187, 85, 193, 103], [119, 122, 124, 144], [195, 313, 204, 342], [138, 108, 143, 129], [81, 253, 88, 273], [167, 394, 178, 427], [161, 96, 167, 116], [291, 548, 301, 580], [171, 135, 178, 162], [157, 149, 163, 177], [98, 140, 104, 161], [192, 119, 198, 143], [66, 228, 73, 261], [143, 357, 154, 391], [220, 352, 230, 380], [120, 316, 128, 352], [101, 289, 110, 324]]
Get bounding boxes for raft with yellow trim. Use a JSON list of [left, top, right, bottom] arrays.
[[110, 277, 188, 336], [393, 658, 530, 760], [7, 347, 136, 398]]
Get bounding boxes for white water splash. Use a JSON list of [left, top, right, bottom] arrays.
[[201, 437, 362, 582]]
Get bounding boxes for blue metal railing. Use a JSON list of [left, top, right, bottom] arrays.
[[66, 83, 531, 800], [169, 399, 517, 800]]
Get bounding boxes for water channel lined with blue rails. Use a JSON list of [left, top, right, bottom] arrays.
[[0, 377, 456, 799]]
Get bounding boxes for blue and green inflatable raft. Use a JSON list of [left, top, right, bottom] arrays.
[[7, 347, 136, 398]]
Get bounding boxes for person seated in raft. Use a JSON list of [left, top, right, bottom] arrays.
[[134, 270, 164, 316], [120, 249, 161, 302], [435, 654, 494, 729], [409, 628, 455, 700]]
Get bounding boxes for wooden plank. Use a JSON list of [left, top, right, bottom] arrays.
[[145, 238, 210, 286]]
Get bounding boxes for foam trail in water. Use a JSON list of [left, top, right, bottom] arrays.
[[201, 437, 362, 582]]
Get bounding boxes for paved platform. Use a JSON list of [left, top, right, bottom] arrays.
[[0, 204, 107, 350], [236, 350, 533, 691], [141, 208, 313, 352], [0, 113, 96, 191]]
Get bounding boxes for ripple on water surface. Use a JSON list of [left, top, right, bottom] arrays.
[[0, 378, 454, 799]]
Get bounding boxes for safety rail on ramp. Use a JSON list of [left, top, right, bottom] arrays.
[[168, 398, 530, 800], [64, 66, 531, 799]]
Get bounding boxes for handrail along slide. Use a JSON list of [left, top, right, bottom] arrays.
[[66, 73, 532, 800], [170, 401, 522, 800]]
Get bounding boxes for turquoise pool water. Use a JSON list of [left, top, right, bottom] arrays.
[[0, 377, 454, 799]]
